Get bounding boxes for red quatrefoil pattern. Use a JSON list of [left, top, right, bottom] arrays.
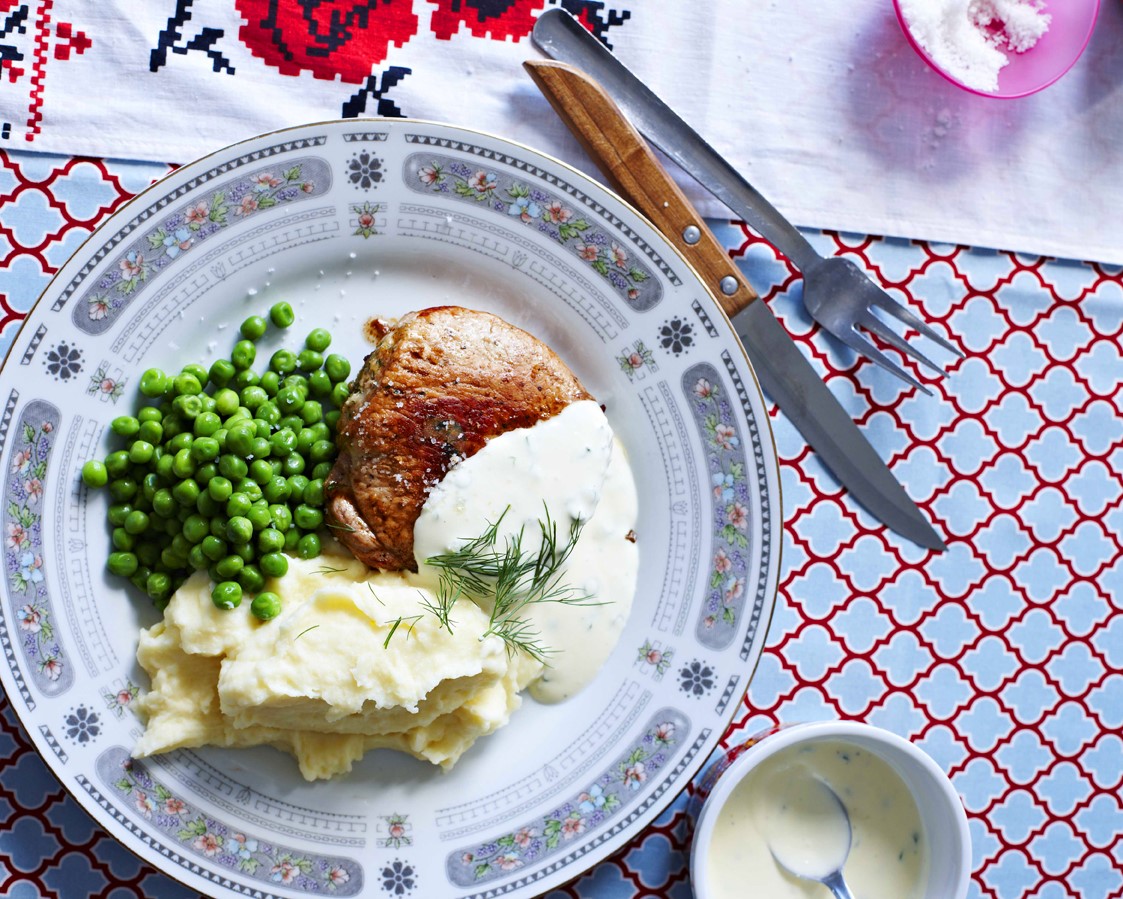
[[1, 151, 1121, 899]]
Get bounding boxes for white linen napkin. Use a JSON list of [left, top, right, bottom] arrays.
[[1, 0, 1119, 263]]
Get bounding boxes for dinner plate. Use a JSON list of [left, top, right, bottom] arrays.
[[0, 120, 780, 898]]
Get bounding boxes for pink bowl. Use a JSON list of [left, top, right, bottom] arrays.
[[893, 0, 1101, 98]]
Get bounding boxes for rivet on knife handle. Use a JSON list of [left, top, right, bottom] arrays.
[[523, 59, 757, 323]]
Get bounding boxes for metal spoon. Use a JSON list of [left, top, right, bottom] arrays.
[[766, 777, 857, 899]]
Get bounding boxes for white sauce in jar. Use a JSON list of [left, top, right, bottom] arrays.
[[706, 739, 928, 899], [412, 400, 638, 703]]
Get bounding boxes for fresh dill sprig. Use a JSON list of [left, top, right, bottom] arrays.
[[422, 505, 595, 662], [325, 521, 356, 533], [383, 614, 423, 649], [317, 565, 346, 575], [294, 624, 320, 641]]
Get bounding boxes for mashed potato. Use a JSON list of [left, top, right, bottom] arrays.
[[133, 401, 638, 780], [134, 550, 542, 780]]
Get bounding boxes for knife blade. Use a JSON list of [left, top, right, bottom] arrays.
[[524, 59, 946, 552]]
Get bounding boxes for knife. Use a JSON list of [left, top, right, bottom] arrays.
[[524, 59, 946, 552]]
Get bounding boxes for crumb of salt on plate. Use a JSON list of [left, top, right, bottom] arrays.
[[899, 0, 1052, 92]]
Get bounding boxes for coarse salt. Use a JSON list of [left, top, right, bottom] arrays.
[[899, 0, 1051, 92]]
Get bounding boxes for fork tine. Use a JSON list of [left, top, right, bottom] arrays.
[[859, 310, 946, 376], [866, 291, 964, 358], [833, 324, 932, 395]]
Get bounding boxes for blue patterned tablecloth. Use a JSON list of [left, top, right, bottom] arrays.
[[1, 149, 1121, 899]]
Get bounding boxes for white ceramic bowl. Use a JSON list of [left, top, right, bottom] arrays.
[[690, 721, 971, 899]]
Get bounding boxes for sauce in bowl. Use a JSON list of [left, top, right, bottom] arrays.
[[705, 739, 929, 899]]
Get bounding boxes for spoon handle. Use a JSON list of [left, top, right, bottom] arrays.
[[822, 871, 858, 899]]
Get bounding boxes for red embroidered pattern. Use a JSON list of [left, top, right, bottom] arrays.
[[235, 0, 419, 83]]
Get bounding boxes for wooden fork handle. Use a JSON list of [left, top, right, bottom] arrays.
[[524, 59, 758, 320]]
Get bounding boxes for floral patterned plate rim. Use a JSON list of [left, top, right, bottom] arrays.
[[0, 119, 781, 899]]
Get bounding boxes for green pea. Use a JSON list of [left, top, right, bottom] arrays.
[[123, 510, 150, 535], [227, 516, 253, 544], [201, 535, 227, 562], [297, 349, 323, 372], [183, 363, 209, 386], [137, 405, 163, 423], [296, 533, 321, 559], [155, 454, 175, 482], [331, 382, 350, 407], [187, 544, 208, 572], [208, 476, 233, 502], [302, 479, 324, 507], [109, 477, 138, 502], [112, 527, 136, 551], [111, 415, 140, 438], [174, 373, 202, 396], [226, 493, 252, 518], [172, 448, 196, 479], [218, 454, 248, 481], [247, 504, 273, 532], [226, 423, 256, 458], [269, 301, 295, 328], [82, 460, 108, 489], [173, 394, 203, 419], [193, 411, 221, 437], [307, 369, 332, 398], [257, 401, 281, 425], [299, 400, 323, 425], [250, 437, 272, 459], [146, 571, 172, 601], [251, 591, 282, 621], [324, 410, 340, 432], [107, 551, 139, 577], [172, 478, 200, 507], [105, 450, 131, 478], [257, 528, 286, 554], [213, 388, 240, 418], [208, 358, 235, 388], [211, 580, 243, 610], [139, 368, 169, 398], [194, 462, 217, 485], [279, 414, 303, 432], [293, 504, 322, 530], [259, 551, 289, 579], [324, 354, 350, 384], [270, 428, 297, 456], [238, 564, 266, 593], [281, 453, 305, 477], [232, 370, 259, 392], [258, 369, 280, 395], [240, 315, 268, 341], [137, 419, 164, 445], [270, 349, 297, 375], [302, 328, 330, 353], [190, 436, 220, 462], [310, 439, 335, 464], [262, 475, 290, 504], [237, 479, 263, 503], [215, 554, 244, 580], [285, 474, 309, 497], [183, 514, 210, 544], [241, 385, 267, 410], [270, 504, 293, 532], [231, 339, 256, 371], [107, 503, 133, 526], [152, 489, 175, 518], [249, 459, 273, 485], [195, 490, 219, 517], [234, 542, 256, 562]]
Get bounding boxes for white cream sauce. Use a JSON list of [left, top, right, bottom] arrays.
[[707, 739, 928, 899], [412, 400, 638, 703]]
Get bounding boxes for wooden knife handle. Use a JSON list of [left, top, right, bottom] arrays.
[[524, 59, 758, 320]]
